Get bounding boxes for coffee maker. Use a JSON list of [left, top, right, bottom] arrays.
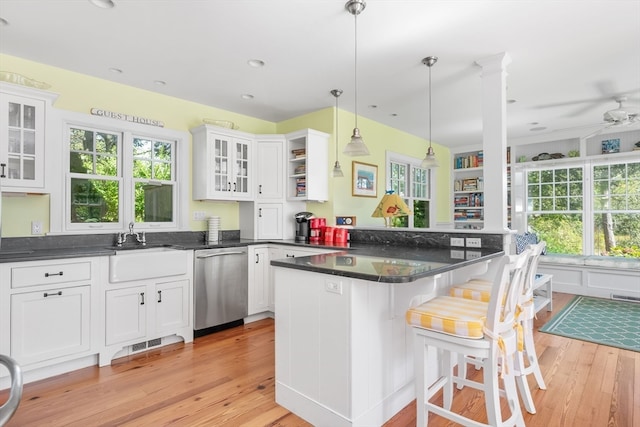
[[294, 211, 314, 242]]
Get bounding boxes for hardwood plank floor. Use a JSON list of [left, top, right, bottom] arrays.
[[3, 292, 639, 426]]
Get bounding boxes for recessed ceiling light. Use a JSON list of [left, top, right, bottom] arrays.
[[89, 0, 115, 9], [0, 17, 9, 26], [241, 94, 254, 100], [530, 126, 547, 131], [390, 113, 398, 117], [529, 122, 539, 125], [368, 105, 378, 109], [109, 68, 123, 74], [154, 80, 166, 86], [247, 59, 265, 68], [507, 99, 517, 104]]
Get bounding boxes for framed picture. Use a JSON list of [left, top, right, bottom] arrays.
[[352, 161, 377, 197], [601, 138, 620, 154]]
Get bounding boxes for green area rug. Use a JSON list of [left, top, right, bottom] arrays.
[[540, 295, 640, 352]]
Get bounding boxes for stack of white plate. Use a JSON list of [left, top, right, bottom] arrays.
[[207, 216, 221, 244]]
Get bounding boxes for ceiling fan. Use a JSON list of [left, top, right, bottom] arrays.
[[602, 96, 639, 125], [581, 95, 640, 140]]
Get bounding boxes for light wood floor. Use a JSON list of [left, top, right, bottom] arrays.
[[3, 292, 639, 426]]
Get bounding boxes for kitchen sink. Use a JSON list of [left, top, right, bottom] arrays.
[[109, 246, 189, 283]]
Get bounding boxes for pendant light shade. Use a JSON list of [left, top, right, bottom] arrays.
[[343, 0, 370, 157], [420, 56, 439, 168], [331, 89, 345, 177]]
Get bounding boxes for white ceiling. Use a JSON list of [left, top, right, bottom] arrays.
[[1, 0, 639, 149]]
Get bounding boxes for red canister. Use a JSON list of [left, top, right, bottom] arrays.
[[334, 227, 348, 244], [323, 226, 335, 243]]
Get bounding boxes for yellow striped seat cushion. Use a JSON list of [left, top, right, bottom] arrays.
[[449, 279, 492, 302], [406, 296, 488, 338]]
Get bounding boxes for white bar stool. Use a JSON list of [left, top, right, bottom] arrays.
[[406, 250, 530, 427]]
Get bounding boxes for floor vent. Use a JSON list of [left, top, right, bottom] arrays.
[[611, 294, 640, 303], [132, 341, 147, 352], [148, 338, 162, 347]]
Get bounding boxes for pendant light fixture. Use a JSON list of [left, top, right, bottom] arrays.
[[331, 89, 345, 177], [343, 0, 370, 156], [420, 56, 439, 168]]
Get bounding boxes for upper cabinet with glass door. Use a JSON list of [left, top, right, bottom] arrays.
[[190, 125, 254, 201], [0, 83, 58, 192]]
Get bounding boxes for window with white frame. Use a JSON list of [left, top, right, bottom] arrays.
[[525, 159, 640, 257], [386, 151, 433, 228], [58, 116, 187, 233]]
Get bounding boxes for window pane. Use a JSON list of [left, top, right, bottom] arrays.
[[135, 182, 173, 222], [593, 213, 640, 257], [134, 159, 152, 178], [133, 138, 152, 158], [528, 213, 583, 255], [413, 200, 429, 228], [154, 141, 172, 161], [70, 178, 119, 223], [96, 155, 117, 176], [70, 152, 93, 174]]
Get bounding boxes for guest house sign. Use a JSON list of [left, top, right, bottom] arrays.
[[90, 108, 164, 128]]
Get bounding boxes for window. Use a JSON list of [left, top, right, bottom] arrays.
[[526, 166, 583, 254], [525, 159, 640, 257], [386, 151, 433, 228], [592, 161, 640, 256], [53, 112, 189, 234]]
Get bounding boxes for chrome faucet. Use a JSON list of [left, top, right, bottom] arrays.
[[116, 221, 146, 247]]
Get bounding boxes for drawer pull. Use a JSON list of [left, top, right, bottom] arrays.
[[157, 290, 162, 303], [140, 292, 145, 305], [44, 291, 62, 297], [45, 271, 64, 277]]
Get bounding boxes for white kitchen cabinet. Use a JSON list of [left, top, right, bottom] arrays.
[[105, 279, 189, 346], [191, 125, 253, 201], [105, 285, 147, 345], [255, 136, 284, 199], [10, 285, 91, 366], [100, 251, 193, 366], [286, 129, 329, 202], [0, 257, 99, 373], [239, 200, 305, 240], [248, 245, 271, 315], [0, 82, 58, 192]]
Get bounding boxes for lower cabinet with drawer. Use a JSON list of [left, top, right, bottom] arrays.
[[0, 257, 102, 386]]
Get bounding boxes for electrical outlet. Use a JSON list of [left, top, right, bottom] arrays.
[[31, 220, 43, 235], [336, 216, 356, 226], [450, 237, 465, 247], [193, 211, 206, 221], [466, 237, 482, 248], [325, 280, 343, 295]]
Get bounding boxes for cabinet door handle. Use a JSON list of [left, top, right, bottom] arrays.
[[140, 292, 145, 305], [255, 253, 260, 264], [233, 182, 237, 192], [157, 290, 162, 303], [286, 254, 295, 258], [258, 184, 262, 194], [43, 291, 62, 297], [45, 271, 64, 277], [258, 208, 262, 218], [0, 163, 6, 178], [227, 181, 231, 192]]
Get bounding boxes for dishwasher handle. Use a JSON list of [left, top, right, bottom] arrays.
[[197, 251, 246, 259]]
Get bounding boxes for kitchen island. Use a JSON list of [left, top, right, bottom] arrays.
[[271, 247, 503, 427]]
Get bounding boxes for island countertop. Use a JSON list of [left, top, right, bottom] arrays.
[[270, 244, 504, 283]]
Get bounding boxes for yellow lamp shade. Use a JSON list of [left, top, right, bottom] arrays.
[[371, 191, 412, 226]]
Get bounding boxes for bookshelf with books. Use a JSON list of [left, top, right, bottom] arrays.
[[452, 148, 484, 229], [286, 129, 329, 202]]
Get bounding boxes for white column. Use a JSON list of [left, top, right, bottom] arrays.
[[475, 52, 511, 232]]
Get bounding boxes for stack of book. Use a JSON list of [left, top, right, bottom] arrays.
[[291, 148, 306, 159], [296, 178, 306, 196], [454, 151, 483, 169]]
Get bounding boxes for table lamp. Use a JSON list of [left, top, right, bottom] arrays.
[[371, 190, 412, 227]]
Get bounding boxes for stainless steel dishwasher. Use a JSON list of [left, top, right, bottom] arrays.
[[194, 247, 248, 337]]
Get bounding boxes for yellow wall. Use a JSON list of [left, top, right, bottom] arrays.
[[0, 53, 450, 237]]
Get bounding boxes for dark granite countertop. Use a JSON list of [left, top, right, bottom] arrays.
[[270, 246, 504, 283]]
